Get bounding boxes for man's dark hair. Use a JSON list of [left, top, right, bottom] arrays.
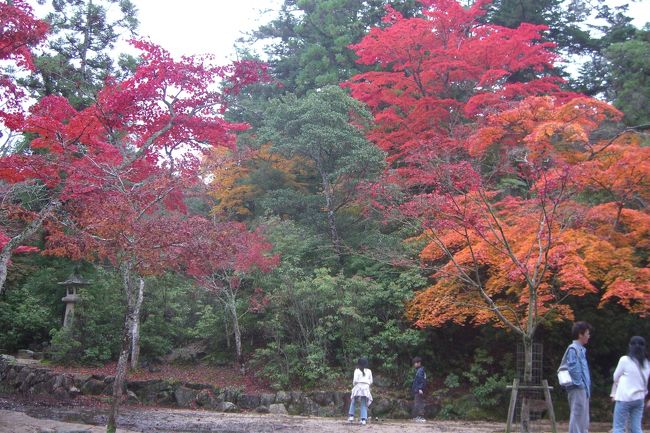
[[572, 321, 593, 340], [412, 356, 422, 364]]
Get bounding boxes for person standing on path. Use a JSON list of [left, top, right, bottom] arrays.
[[610, 336, 650, 433], [563, 321, 592, 433], [348, 357, 373, 425], [411, 356, 427, 422]]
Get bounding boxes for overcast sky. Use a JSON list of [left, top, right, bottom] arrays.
[[132, 0, 282, 62], [134, 0, 649, 57], [31, 0, 650, 63]]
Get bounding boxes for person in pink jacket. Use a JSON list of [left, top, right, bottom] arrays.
[[611, 336, 650, 433]]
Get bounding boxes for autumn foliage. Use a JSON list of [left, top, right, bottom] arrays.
[[406, 96, 650, 331], [344, 0, 649, 334], [345, 0, 575, 191], [0, 0, 48, 129]]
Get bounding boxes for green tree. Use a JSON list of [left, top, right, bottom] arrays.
[[260, 85, 385, 260], [24, 0, 139, 109], [252, 218, 425, 389], [601, 28, 650, 125], [242, 0, 419, 96], [486, 0, 597, 56]]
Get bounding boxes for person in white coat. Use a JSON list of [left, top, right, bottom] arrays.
[[348, 357, 373, 425], [611, 336, 650, 433]]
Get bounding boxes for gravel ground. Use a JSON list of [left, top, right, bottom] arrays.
[[0, 397, 615, 433]]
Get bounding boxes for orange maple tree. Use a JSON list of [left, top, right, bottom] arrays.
[[205, 143, 309, 219], [405, 96, 650, 377], [345, 0, 649, 385]]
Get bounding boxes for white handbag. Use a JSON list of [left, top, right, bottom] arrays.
[[557, 368, 572, 387], [557, 346, 577, 387]]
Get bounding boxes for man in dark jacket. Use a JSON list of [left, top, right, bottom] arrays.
[[411, 356, 427, 422]]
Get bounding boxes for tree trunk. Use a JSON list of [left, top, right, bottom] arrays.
[[129, 277, 144, 370], [107, 265, 138, 433], [227, 297, 242, 366], [107, 303, 135, 433], [0, 199, 60, 294], [519, 336, 534, 433], [316, 161, 342, 259]]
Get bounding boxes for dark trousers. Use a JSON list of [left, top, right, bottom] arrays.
[[412, 392, 425, 417]]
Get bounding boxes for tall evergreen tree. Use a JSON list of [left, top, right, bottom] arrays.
[[241, 0, 419, 96], [24, 0, 139, 109]]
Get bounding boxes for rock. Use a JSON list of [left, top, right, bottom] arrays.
[[126, 389, 140, 403], [256, 405, 270, 413], [30, 376, 55, 395], [53, 374, 65, 389], [218, 401, 238, 412], [260, 393, 275, 406], [53, 386, 69, 399], [391, 399, 412, 419], [196, 389, 222, 409], [0, 354, 16, 364], [309, 391, 334, 406], [222, 387, 242, 403], [238, 394, 261, 409], [299, 396, 318, 416], [102, 377, 118, 394], [162, 341, 208, 364], [127, 380, 172, 403], [333, 391, 347, 407], [41, 429, 92, 433], [174, 386, 199, 408], [72, 374, 92, 387], [290, 391, 303, 403], [32, 352, 44, 360], [370, 397, 394, 416], [14, 367, 30, 386], [16, 349, 34, 359], [157, 390, 176, 405], [69, 386, 80, 397], [80, 378, 106, 395], [18, 372, 35, 392], [5, 368, 18, 385], [275, 391, 290, 403], [424, 400, 441, 419], [269, 403, 288, 415]]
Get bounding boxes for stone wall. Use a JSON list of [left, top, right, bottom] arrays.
[[0, 356, 439, 419]]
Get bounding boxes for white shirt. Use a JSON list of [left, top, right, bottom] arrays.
[[350, 368, 373, 405], [353, 368, 373, 386], [612, 356, 650, 402]]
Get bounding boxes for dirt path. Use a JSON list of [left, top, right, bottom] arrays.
[[0, 398, 615, 433], [0, 409, 138, 433]]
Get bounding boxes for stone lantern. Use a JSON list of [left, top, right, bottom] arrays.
[[59, 273, 89, 327]]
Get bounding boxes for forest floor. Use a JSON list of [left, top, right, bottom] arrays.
[[0, 396, 615, 433]]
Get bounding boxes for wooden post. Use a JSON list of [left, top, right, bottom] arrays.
[[506, 378, 519, 433], [542, 379, 557, 433]]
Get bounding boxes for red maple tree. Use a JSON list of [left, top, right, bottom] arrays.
[[0, 0, 48, 132], [10, 40, 267, 433], [0, 1, 49, 292], [345, 0, 575, 189], [346, 0, 649, 391], [185, 220, 278, 365]]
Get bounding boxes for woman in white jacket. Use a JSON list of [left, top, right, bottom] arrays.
[[611, 336, 650, 433], [348, 357, 373, 425]]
